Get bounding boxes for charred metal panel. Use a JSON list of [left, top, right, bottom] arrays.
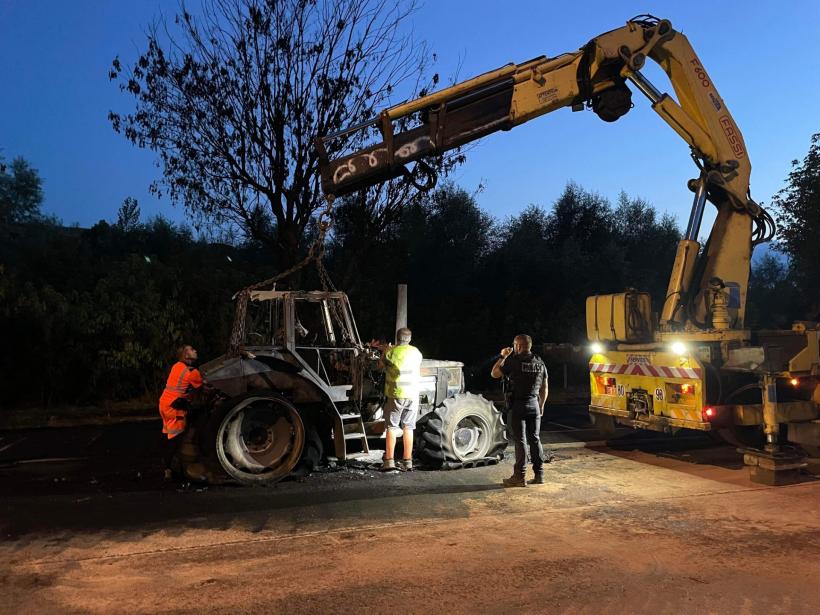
[[201, 353, 324, 403]]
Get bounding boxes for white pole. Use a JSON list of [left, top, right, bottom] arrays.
[[396, 284, 408, 336]]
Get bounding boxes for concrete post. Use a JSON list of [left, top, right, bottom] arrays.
[[396, 284, 407, 338]]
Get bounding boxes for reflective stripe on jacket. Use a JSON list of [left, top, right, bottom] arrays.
[[158, 402, 187, 439], [384, 343, 423, 399], [159, 362, 203, 404], [158, 362, 203, 438]]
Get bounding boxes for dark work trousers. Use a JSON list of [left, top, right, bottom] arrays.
[[161, 433, 182, 471], [509, 405, 545, 477]]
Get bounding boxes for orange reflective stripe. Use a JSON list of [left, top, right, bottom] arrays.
[[175, 366, 190, 391], [164, 365, 190, 394], [162, 413, 186, 436], [163, 363, 196, 396], [159, 377, 188, 439], [159, 362, 199, 440]]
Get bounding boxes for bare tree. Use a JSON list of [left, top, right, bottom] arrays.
[[110, 0, 451, 267]]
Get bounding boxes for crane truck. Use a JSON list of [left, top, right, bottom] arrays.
[[316, 15, 820, 485]]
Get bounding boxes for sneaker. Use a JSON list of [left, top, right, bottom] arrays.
[[381, 458, 396, 471], [529, 473, 546, 485], [502, 475, 527, 488], [399, 459, 413, 471]]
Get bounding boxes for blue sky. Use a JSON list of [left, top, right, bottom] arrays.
[[2, 0, 819, 234]]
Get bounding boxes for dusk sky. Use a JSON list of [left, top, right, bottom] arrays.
[[2, 0, 819, 236]]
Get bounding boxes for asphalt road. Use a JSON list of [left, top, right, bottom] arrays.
[[2, 406, 819, 614]]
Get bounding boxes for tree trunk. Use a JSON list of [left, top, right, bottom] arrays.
[[275, 221, 303, 275]]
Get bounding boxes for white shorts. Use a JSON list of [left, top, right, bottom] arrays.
[[385, 398, 419, 431]]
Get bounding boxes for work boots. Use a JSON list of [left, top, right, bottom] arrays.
[[382, 459, 413, 471], [529, 473, 546, 485], [502, 474, 527, 488]]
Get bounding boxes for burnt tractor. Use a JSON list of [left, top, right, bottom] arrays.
[[183, 290, 507, 484]]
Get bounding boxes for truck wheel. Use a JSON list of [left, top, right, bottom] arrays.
[[215, 394, 305, 485], [715, 425, 765, 449], [590, 412, 616, 439], [417, 392, 507, 465]]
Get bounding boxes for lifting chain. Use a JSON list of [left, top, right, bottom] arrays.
[[228, 195, 338, 354], [314, 201, 356, 345]]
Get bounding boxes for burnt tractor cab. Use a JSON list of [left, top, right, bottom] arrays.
[[190, 290, 507, 484]]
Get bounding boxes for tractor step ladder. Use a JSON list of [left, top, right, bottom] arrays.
[[337, 411, 370, 459]]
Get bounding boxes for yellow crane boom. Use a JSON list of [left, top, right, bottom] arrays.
[[317, 15, 774, 329]]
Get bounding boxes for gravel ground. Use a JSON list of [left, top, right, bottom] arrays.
[[2, 408, 819, 614]]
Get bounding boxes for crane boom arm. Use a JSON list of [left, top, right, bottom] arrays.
[[317, 16, 753, 218], [317, 16, 775, 330]]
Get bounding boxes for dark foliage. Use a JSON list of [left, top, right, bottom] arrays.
[[1, 177, 682, 407], [0, 156, 44, 225], [8, 139, 818, 408], [0, 214, 271, 407], [772, 132, 820, 317], [326, 181, 681, 372], [746, 252, 799, 329]]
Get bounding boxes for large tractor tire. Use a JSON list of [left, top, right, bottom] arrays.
[[213, 393, 306, 485], [416, 392, 507, 466]]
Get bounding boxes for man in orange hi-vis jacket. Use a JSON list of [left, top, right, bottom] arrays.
[[158, 344, 204, 480]]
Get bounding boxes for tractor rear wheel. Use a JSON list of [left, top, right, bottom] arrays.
[[214, 394, 305, 485], [416, 392, 507, 466]]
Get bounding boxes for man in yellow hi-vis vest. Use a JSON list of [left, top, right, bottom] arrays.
[[380, 327, 423, 471]]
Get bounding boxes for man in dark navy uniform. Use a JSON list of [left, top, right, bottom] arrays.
[[491, 334, 548, 487]]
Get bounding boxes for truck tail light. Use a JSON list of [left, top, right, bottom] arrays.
[[702, 406, 715, 421]]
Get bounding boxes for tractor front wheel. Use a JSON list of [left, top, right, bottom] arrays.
[[416, 392, 507, 466]]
